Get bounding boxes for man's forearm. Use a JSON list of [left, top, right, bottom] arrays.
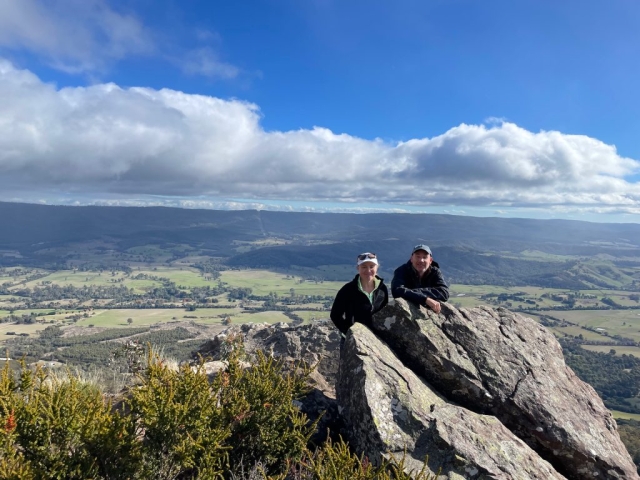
[[392, 286, 427, 305], [418, 286, 449, 302]]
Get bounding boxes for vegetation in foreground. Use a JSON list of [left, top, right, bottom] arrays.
[[0, 339, 437, 480]]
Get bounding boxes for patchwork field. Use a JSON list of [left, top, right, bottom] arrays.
[[543, 309, 640, 341], [6, 270, 165, 294], [582, 345, 640, 356], [3, 266, 640, 359], [219, 269, 343, 296], [77, 308, 243, 328]]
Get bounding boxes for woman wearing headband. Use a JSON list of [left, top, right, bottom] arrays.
[[330, 252, 389, 337]]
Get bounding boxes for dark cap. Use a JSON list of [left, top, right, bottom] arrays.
[[412, 244, 432, 255]]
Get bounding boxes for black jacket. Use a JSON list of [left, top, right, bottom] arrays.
[[330, 275, 388, 334], [391, 260, 449, 305]]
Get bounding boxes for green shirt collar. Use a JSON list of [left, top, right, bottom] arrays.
[[358, 276, 380, 304]]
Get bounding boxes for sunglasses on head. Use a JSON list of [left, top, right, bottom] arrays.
[[357, 252, 377, 261]]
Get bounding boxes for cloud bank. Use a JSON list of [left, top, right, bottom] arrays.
[[0, 0, 153, 73], [1, 60, 639, 214]]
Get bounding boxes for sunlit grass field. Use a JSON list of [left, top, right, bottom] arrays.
[[231, 311, 291, 324], [0, 322, 45, 337], [542, 309, 640, 341], [582, 345, 640, 356], [548, 325, 609, 341], [78, 308, 243, 328], [291, 310, 328, 322], [9, 270, 165, 293], [136, 267, 215, 288], [611, 410, 640, 421], [85, 308, 289, 326], [219, 270, 343, 296]]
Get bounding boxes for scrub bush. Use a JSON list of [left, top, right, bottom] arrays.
[[0, 362, 139, 480], [129, 352, 230, 479], [221, 349, 315, 475]]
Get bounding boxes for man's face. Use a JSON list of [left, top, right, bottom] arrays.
[[410, 250, 432, 275]]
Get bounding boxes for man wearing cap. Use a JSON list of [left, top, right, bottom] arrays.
[[391, 244, 449, 313]]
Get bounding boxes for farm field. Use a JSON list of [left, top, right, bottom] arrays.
[[231, 311, 291, 324], [79, 308, 291, 327], [611, 410, 640, 421], [7, 270, 165, 293], [77, 308, 244, 328], [545, 325, 606, 341], [448, 284, 566, 309], [582, 345, 640, 356], [136, 267, 215, 287], [0, 322, 46, 337], [219, 269, 343, 296], [448, 294, 486, 308], [15, 270, 129, 289], [543, 309, 640, 341], [291, 310, 328, 322]]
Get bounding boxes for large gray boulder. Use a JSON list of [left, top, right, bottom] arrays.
[[337, 323, 566, 479], [371, 299, 638, 479]]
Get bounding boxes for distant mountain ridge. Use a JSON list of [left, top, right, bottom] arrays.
[[2, 201, 640, 288], [2, 201, 640, 252]]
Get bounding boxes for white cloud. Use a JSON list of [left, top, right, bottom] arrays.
[[180, 47, 240, 79], [1, 60, 639, 214], [0, 0, 153, 73], [0, 1, 242, 78]]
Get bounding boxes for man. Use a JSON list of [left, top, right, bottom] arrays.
[[391, 244, 449, 313]]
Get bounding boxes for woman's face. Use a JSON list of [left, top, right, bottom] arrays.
[[357, 261, 378, 282]]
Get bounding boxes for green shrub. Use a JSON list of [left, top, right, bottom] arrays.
[[221, 349, 316, 475], [128, 352, 230, 479], [0, 362, 139, 480]]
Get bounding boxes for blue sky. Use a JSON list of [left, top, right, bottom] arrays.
[[0, 0, 639, 221]]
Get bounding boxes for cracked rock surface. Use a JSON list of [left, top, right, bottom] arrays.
[[371, 299, 638, 479], [337, 323, 566, 480]]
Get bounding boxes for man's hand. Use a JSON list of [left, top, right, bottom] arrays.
[[425, 297, 441, 314]]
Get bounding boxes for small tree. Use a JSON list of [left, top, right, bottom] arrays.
[[127, 318, 133, 325]]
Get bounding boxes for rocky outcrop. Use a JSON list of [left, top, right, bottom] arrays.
[[198, 305, 637, 479], [197, 320, 340, 392], [337, 323, 566, 479], [370, 299, 638, 479]]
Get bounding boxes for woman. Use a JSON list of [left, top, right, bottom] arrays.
[[330, 252, 389, 336]]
